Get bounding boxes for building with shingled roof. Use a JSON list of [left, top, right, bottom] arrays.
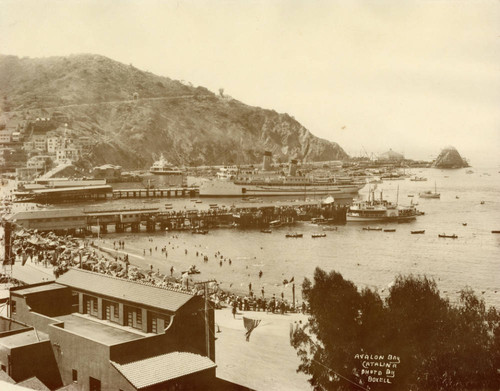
[[3, 269, 220, 390]]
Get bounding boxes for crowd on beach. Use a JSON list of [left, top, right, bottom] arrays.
[[4, 227, 309, 315]]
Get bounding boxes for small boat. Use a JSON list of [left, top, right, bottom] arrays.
[[407, 194, 414, 197], [438, 234, 458, 239], [260, 229, 272, 234], [410, 176, 427, 182], [311, 233, 326, 238], [363, 227, 382, 231], [383, 229, 396, 232], [411, 230, 425, 234], [419, 182, 440, 199], [192, 229, 208, 235], [462, 223, 467, 226], [480, 201, 485, 205], [285, 233, 303, 238], [322, 226, 338, 231], [491, 230, 500, 234], [270, 220, 282, 227], [183, 265, 201, 275], [456, 196, 460, 199], [195, 200, 203, 204]]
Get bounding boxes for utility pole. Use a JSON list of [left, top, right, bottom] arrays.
[[193, 279, 217, 360]]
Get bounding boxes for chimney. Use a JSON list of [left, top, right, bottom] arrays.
[[288, 159, 298, 176], [262, 151, 272, 171]]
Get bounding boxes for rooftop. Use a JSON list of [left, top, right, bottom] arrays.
[[111, 352, 216, 389], [17, 377, 51, 391], [56, 269, 194, 313], [11, 209, 85, 221], [0, 329, 49, 348], [11, 282, 67, 297], [55, 314, 145, 346]]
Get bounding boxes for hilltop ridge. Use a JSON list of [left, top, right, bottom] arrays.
[[0, 54, 347, 168]]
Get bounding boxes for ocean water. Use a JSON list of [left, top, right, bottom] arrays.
[[5, 166, 500, 308], [95, 166, 500, 308]]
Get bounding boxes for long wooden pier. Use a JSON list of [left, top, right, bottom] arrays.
[[10, 202, 347, 234]]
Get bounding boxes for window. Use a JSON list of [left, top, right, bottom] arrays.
[[1, 364, 6, 372], [11, 300, 16, 314], [92, 298, 98, 312], [136, 310, 142, 326], [113, 304, 119, 318], [151, 316, 157, 333], [72, 369, 78, 382]]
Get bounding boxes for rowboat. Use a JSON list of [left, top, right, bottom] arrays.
[[285, 233, 303, 238], [411, 230, 425, 234], [311, 233, 326, 238], [363, 227, 382, 231], [383, 229, 396, 232], [438, 234, 458, 239]]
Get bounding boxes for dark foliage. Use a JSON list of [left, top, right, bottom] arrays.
[[291, 268, 500, 391]]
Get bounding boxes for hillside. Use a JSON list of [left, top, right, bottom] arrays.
[[0, 54, 348, 168]]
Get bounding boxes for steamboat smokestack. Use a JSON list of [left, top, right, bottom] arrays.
[[262, 151, 272, 171], [288, 159, 298, 176]]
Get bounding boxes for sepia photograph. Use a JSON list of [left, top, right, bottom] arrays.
[[0, 1, 499, 390]]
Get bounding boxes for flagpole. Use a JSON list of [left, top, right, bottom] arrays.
[[292, 283, 295, 312]]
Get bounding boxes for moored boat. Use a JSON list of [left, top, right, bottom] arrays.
[[199, 153, 365, 197], [438, 234, 458, 239], [383, 229, 396, 232], [347, 189, 420, 223], [260, 229, 272, 233], [311, 233, 326, 238], [363, 226, 382, 231], [192, 229, 208, 235], [285, 233, 303, 238], [419, 182, 440, 199], [411, 230, 425, 234], [149, 154, 183, 176]]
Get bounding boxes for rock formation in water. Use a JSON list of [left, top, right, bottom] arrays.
[[432, 146, 469, 168]]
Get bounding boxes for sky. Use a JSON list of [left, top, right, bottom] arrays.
[[1, 0, 499, 164]]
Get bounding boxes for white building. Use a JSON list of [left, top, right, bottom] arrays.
[[47, 136, 63, 153], [32, 135, 47, 152], [55, 147, 81, 164], [11, 132, 21, 142]]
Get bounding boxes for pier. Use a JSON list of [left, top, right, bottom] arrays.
[[8, 202, 348, 234]]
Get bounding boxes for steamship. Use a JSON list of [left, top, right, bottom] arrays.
[[149, 154, 183, 176], [199, 152, 365, 197]]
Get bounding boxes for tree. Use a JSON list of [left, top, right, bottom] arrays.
[[291, 268, 500, 391]]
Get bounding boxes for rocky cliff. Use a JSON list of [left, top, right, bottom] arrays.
[[432, 146, 469, 168], [0, 54, 348, 168]]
